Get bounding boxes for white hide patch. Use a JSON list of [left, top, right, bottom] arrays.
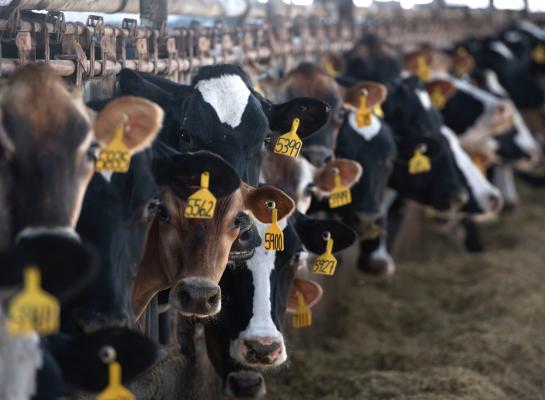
[[348, 113, 382, 141], [229, 219, 287, 368], [493, 165, 519, 205], [415, 89, 432, 110], [504, 30, 523, 43], [490, 41, 514, 60], [441, 125, 502, 213], [517, 21, 545, 41], [196, 75, 251, 128], [296, 157, 316, 214]]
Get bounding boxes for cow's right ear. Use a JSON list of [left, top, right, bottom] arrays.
[[424, 79, 456, 100], [118, 69, 181, 109], [244, 184, 295, 223], [313, 159, 363, 194], [94, 96, 163, 154], [286, 278, 323, 313]]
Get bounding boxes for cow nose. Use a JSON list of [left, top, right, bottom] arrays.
[[241, 338, 283, 365], [450, 189, 469, 209], [356, 213, 384, 240], [175, 278, 221, 317], [226, 371, 266, 399]]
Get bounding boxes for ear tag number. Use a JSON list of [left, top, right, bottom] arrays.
[[97, 361, 134, 400], [184, 172, 217, 219], [356, 94, 372, 128], [312, 232, 337, 276], [274, 118, 303, 159], [416, 55, 431, 81], [6, 266, 60, 336], [264, 201, 284, 251], [374, 104, 384, 118], [96, 120, 131, 173], [328, 169, 352, 209], [532, 44, 545, 64], [408, 145, 431, 175], [292, 291, 312, 328], [431, 87, 446, 110]]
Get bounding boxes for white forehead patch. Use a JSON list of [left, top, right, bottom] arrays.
[[348, 112, 382, 141], [517, 21, 545, 41], [490, 41, 514, 60], [196, 74, 251, 128], [415, 89, 432, 110]]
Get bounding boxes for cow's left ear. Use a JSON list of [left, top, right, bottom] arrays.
[[286, 278, 323, 313], [266, 97, 330, 139], [293, 214, 357, 254], [313, 159, 363, 194], [94, 96, 164, 154], [424, 79, 456, 100]]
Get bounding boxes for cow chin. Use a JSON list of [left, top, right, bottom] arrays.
[[225, 370, 267, 399], [229, 335, 287, 369]]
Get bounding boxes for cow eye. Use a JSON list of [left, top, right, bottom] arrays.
[[304, 183, 315, 196], [264, 133, 272, 147], [86, 142, 100, 162], [231, 212, 248, 230]]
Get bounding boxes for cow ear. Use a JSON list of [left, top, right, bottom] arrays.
[[244, 184, 295, 223], [313, 158, 362, 193], [118, 69, 181, 109], [153, 150, 241, 201], [94, 96, 163, 154], [344, 81, 388, 111], [293, 216, 357, 254], [286, 278, 323, 313], [424, 79, 456, 100], [267, 97, 330, 139]]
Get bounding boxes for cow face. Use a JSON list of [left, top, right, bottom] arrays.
[[205, 214, 356, 374], [118, 66, 330, 186]]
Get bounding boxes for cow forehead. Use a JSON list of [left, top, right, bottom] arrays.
[[196, 74, 251, 128]]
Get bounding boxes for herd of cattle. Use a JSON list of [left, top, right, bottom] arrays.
[[1, 16, 545, 400]]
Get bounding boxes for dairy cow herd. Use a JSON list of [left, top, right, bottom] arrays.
[[0, 17, 545, 400]]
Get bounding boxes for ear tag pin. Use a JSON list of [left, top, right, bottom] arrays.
[[328, 168, 352, 209], [96, 117, 131, 173], [532, 43, 545, 64], [292, 291, 312, 328], [416, 55, 431, 81], [312, 231, 338, 276], [184, 171, 217, 219], [274, 117, 303, 158], [408, 144, 431, 175], [431, 87, 446, 110], [264, 201, 284, 251], [356, 90, 372, 128], [6, 266, 60, 336], [97, 347, 135, 400]]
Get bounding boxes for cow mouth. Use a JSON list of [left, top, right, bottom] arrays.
[[229, 248, 255, 262]]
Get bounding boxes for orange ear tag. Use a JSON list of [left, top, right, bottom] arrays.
[[292, 291, 312, 328], [431, 87, 446, 110], [184, 171, 217, 219], [97, 348, 134, 400], [356, 94, 372, 128], [264, 201, 284, 251], [408, 145, 431, 175], [328, 168, 352, 209], [312, 232, 337, 276], [6, 266, 60, 336], [532, 44, 545, 64], [274, 117, 303, 158], [95, 120, 131, 173], [416, 55, 431, 81]]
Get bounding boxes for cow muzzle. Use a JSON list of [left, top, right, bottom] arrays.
[[15, 226, 80, 244], [171, 277, 221, 318], [356, 213, 384, 240], [225, 370, 266, 399], [235, 336, 286, 367]]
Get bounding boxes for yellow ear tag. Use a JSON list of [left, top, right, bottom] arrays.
[[470, 153, 486, 175], [431, 87, 446, 110], [532, 44, 545, 64], [374, 104, 384, 118], [292, 291, 312, 328], [97, 361, 135, 400], [312, 232, 337, 276], [454, 47, 469, 76], [253, 81, 265, 97], [6, 266, 60, 336], [356, 95, 372, 128], [416, 55, 431, 81], [95, 121, 131, 173], [408, 145, 431, 175], [274, 118, 303, 159], [264, 202, 284, 251], [324, 59, 339, 77], [184, 171, 217, 219], [328, 169, 352, 209]]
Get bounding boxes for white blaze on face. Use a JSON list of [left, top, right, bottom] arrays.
[[415, 89, 432, 110], [441, 125, 502, 213], [490, 41, 514, 60], [296, 157, 316, 213], [196, 74, 251, 128], [229, 219, 288, 367], [348, 113, 382, 141]]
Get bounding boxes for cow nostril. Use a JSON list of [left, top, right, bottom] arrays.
[[242, 339, 282, 364], [488, 194, 502, 211], [451, 189, 469, 208], [208, 291, 220, 307]]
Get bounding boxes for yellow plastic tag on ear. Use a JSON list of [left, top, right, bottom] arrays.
[[408, 148, 431, 175], [356, 95, 372, 128], [97, 361, 135, 400], [324, 59, 339, 77], [253, 81, 265, 96], [470, 153, 486, 175], [374, 104, 384, 118], [328, 173, 352, 209], [274, 118, 303, 158], [416, 55, 431, 81], [184, 172, 217, 219], [96, 122, 131, 173], [532, 44, 545, 64], [312, 237, 337, 276], [292, 291, 312, 328], [6, 266, 60, 336], [264, 207, 284, 251], [431, 87, 446, 110]]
